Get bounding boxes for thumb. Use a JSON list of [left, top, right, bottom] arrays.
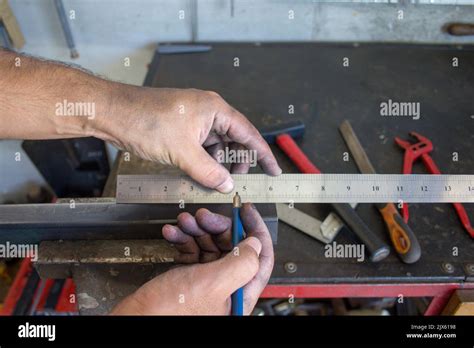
[[178, 143, 234, 193], [211, 237, 262, 296]]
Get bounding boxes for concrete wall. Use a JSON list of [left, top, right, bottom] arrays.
[[9, 0, 474, 51]]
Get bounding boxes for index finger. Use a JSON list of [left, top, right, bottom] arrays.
[[215, 106, 282, 176]]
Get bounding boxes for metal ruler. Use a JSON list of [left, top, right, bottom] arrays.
[[116, 174, 474, 204]]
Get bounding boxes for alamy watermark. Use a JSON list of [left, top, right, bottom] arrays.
[[216, 147, 257, 167], [324, 241, 365, 262], [18, 322, 55, 341], [0, 242, 38, 261], [380, 99, 420, 120], [55, 99, 96, 120]]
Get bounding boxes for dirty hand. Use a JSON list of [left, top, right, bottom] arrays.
[[111, 203, 274, 315], [99, 87, 281, 193], [1, 51, 280, 191]]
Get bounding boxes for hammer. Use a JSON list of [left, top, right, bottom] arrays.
[[261, 120, 390, 262]]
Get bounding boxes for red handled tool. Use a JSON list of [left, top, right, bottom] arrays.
[[395, 132, 474, 238], [276, 134, 321, 174]]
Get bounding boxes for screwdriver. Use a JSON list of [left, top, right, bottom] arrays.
[[231, 192, 244, 315], [339, 120, 421, 264]]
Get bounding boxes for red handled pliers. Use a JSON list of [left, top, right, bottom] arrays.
[[395, 132, 474, 238]]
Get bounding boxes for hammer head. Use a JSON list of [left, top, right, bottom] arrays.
[[260, 120, 305, 144]]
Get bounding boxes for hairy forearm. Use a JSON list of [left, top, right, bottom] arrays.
[[0, 49, 135, 142], [0, 50, 281, 193]]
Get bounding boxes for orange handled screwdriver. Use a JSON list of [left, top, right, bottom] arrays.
[[339, 121, 421, 264], [375, 203, 420, 263]]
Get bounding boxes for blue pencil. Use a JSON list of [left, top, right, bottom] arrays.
[[232, 192, 244, 316]]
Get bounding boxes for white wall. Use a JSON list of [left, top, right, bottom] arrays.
[[9, 0, 474, 51]]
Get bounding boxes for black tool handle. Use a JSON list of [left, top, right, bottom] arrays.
[[332, 203, 390, 262]]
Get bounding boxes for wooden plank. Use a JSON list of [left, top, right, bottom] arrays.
[[442, 290, 474, 315], [0, 0, 25, 48]]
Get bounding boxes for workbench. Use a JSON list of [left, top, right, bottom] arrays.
[[2, 43, 474, 315], [145, 43, 474, 314]]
